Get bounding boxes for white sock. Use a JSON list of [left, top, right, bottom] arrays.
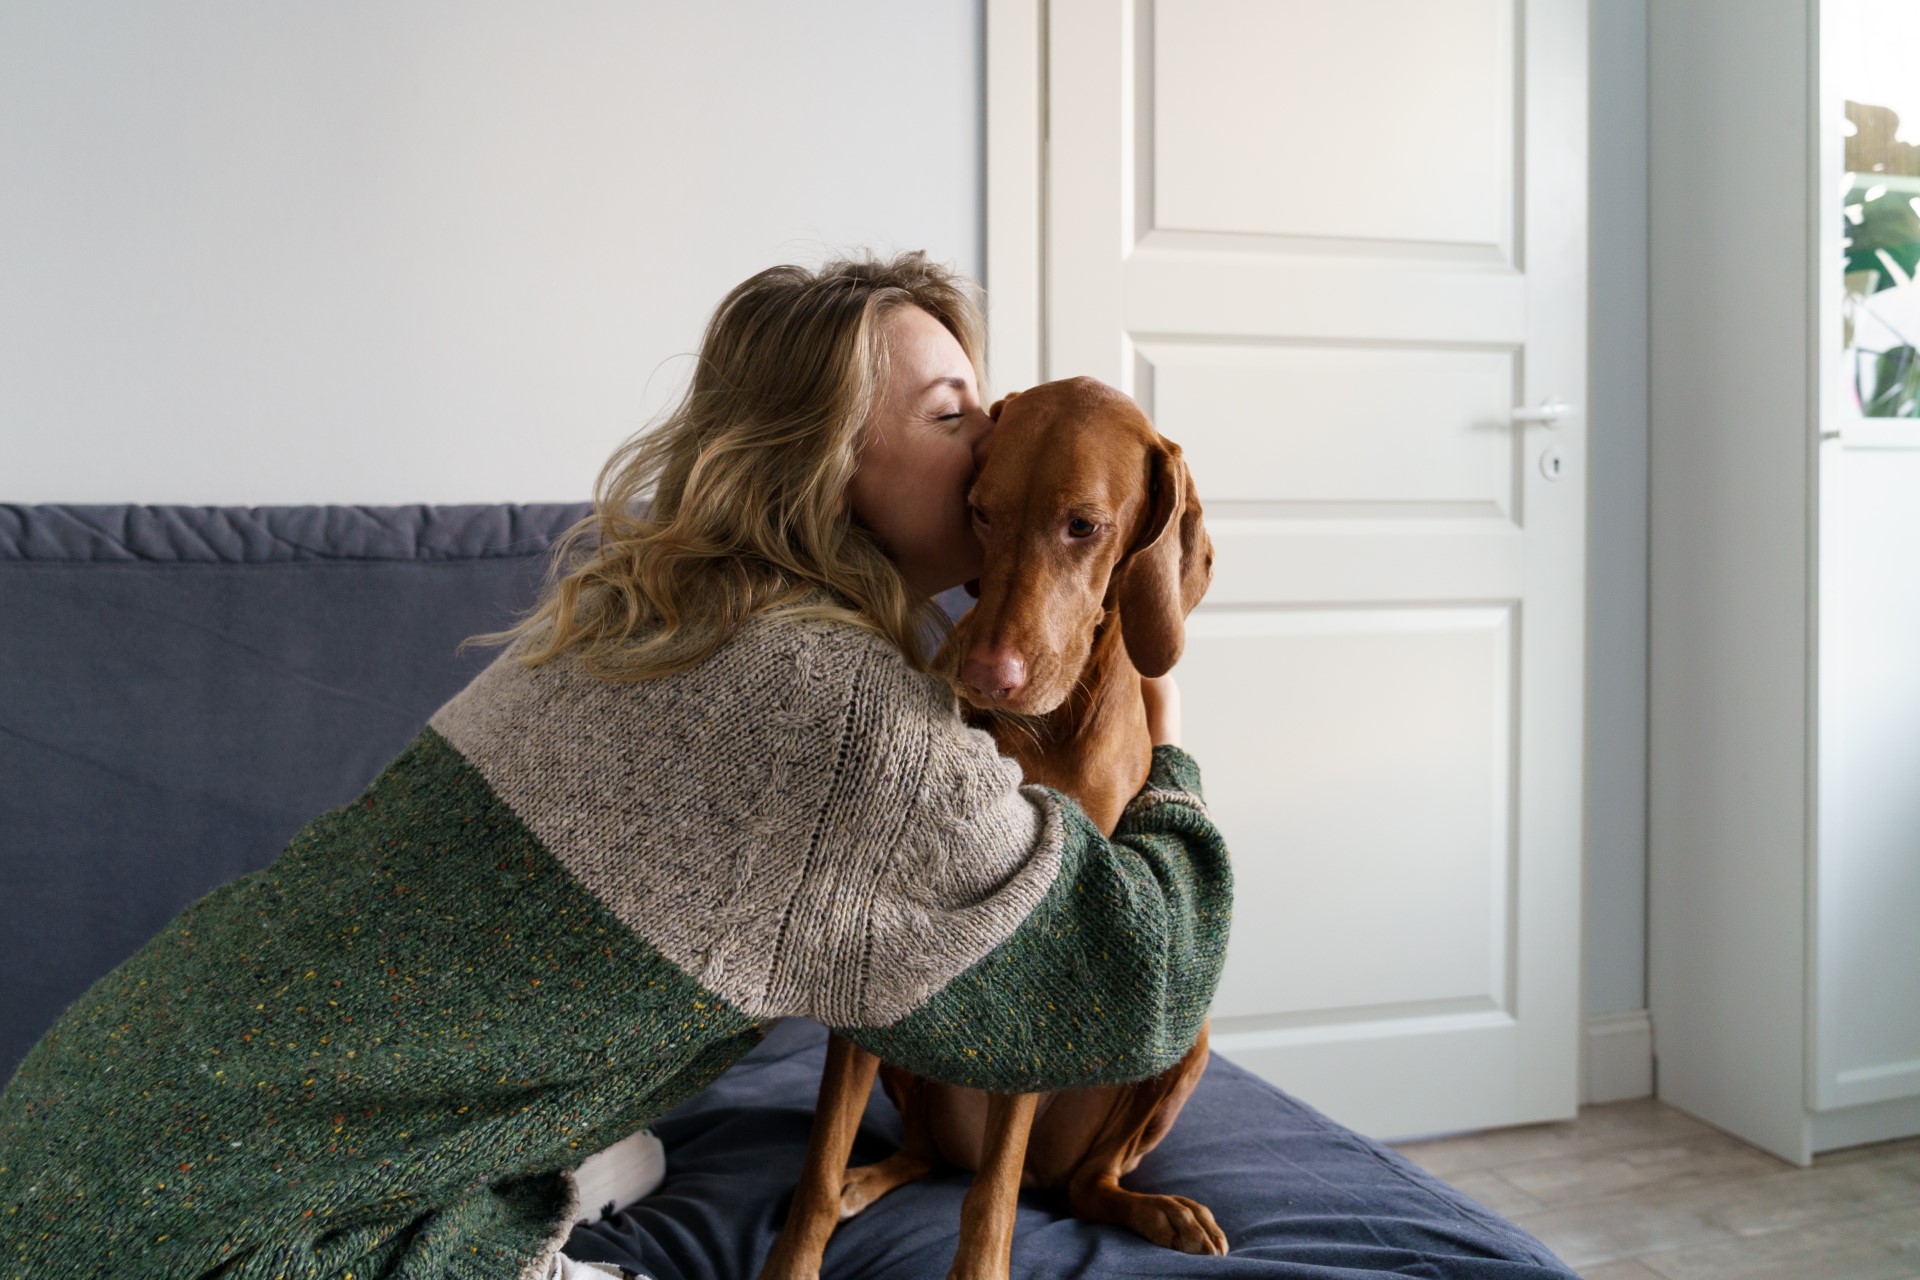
[[549, 1254, 648, 1280], [571, 1128, 667, 1224]]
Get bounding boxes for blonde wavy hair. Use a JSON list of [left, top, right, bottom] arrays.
[[476, 251, 985, 680]]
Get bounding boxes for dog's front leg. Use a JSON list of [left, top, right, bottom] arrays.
[[945, 1090, 1038, 1280], [758, 1032, 880, 1280]]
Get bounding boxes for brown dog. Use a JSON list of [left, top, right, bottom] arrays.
[[758, 377, 1218, 1280]]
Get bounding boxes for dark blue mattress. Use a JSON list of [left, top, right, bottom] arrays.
[[566, 1019, 1576, 1279]]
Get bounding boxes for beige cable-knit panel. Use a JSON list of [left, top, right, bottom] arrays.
[[430, 614, 1063, 1027]]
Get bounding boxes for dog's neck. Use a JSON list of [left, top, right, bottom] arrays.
[[961, 609, 1154, 837]]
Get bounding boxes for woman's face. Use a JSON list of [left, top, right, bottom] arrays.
[[848, 305, 994, 596]]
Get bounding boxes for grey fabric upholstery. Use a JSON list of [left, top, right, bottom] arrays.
[[0, 504, 589, 1078]]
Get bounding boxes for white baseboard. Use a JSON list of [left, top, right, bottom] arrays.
[[1584, 1009, 1654, 1103], [1811, 1092, 1920, 1155]]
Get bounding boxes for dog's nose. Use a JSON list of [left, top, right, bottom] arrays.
[[962, 647, 1027, 700]]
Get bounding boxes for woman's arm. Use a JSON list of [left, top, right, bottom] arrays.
[[835, 743, 1230, 1093], [784, 639, 1230, 1093], [1142, 671, 1182, 747]]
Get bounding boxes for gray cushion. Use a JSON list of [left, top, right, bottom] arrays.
[[0, 503, 588, 1077]]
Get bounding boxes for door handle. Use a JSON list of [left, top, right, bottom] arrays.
[[1511, 398, 1573, 427]]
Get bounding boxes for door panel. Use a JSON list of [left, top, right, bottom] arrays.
[[1153, 0, 1513, 250], [1043, 0, 1586, 1136], [1138, 341, 1522, 514], [1187, 606, 1514, 1024]]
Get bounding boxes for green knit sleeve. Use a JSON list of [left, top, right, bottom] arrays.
[[1119, 744, 1208, 817], [835, 741, 1232, 1093]]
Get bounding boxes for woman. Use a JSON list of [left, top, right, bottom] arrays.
[[0, 253, 1231, 1279]]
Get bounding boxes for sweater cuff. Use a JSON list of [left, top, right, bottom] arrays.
[[1147, 744, 1204, 798], [1117, 745, 1207, 829]]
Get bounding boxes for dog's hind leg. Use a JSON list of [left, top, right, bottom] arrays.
[[1062, 1028, 1225, 1256], [838, 1150, 935, 1219], [839, 1066, 939, 1219]]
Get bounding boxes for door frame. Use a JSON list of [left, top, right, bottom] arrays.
[[985, 0, 1045, 394]]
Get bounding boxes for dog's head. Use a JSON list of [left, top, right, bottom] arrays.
[[957, 376, 1213, 715]]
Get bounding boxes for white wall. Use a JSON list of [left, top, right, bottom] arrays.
[[0, 2, 984, 504], [1587, 0, 1651, 1018]]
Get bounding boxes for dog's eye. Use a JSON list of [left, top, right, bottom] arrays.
[[1067, 517, 1097, 539]]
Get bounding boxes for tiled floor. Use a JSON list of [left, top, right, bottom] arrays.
[[1390, 1099, 1920, 1280]]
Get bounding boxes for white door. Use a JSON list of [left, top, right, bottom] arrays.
[[991, 0, 1587, 1137]]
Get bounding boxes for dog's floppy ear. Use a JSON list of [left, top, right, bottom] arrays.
[[1115, 441, 1213, 678], [987, 390, 1020, 421]]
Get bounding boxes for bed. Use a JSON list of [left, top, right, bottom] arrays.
[[0, 504, 1579, 1280]]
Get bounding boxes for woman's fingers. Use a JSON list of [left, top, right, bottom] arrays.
[[1141, 673, 1182, 748]]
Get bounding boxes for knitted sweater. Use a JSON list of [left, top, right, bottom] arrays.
[[0, 611, 1231, 1279]]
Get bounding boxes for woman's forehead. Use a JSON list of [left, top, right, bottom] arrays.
[[887, 306, 972, 382]]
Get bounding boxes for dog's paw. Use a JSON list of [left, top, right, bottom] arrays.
[[1131, 1193, 1228, 1256], [754, 1253, 820, 1280], [943, 1264, 1012, 1280]]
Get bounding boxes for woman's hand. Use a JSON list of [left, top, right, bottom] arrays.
[[1142, 673, 1182, 748]]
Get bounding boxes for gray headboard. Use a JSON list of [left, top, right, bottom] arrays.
[[0, 504, 589, 1079]]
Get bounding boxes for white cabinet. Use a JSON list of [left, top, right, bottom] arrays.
[[1649, 0, 1920, 1165], [1815, 440, 1920, 1131]]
